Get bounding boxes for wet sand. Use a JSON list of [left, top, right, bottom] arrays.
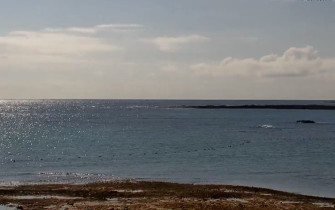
[[0, 181, 334, 209]]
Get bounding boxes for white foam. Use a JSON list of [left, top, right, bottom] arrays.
[[114, 189, 143, 193], [106, 198, 118, 201], [226, 198, 248, 203], [313, 202, 335, 208], [258, 124, 274, 129], [280, 201, 301, 204], [4, 195, 83, 200], [260, 193, 272, 196]]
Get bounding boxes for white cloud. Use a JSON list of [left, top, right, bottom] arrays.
[[1, 31, 121, 57], [96, 24, 143, 30], [66, 27, 97, 34], [44, 24, 144, 34], [190, 46, 335, 78], [0, 25, 130, 64], [143, 35, 210, 52]]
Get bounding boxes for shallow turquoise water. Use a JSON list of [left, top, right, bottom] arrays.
[[0, 100, 334, 197]]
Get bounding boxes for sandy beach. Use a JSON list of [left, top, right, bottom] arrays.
[[0, 181, 334, 209]]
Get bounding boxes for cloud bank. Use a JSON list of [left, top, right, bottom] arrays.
[[191, 46, 334, 78], [0, 23, 334, 99]]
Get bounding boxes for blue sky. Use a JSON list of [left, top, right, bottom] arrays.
[[0, 0, 335, 99]]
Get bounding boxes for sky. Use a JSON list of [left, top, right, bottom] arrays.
[[0, 0, 334, 99]]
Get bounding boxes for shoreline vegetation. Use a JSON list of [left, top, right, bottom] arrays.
[[0, 181, 334, 209], [178, 104, 335, 110]]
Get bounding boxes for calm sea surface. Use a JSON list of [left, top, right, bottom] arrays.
[[0, 100, 334, 197]]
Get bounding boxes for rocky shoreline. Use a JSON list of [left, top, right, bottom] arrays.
[[0, 181, 334, 209]]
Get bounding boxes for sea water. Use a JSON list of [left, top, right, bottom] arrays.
[[0, 100, 334, 197]]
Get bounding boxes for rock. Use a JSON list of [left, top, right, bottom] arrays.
[[296, 120, 315, 123]]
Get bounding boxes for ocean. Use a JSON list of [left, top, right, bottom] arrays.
[[0, 100, 334, 198]]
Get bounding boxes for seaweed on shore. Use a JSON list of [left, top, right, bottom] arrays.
[[0, 181, 334, 209]]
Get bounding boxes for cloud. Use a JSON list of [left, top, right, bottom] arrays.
[[44, 24, 144, 34], [0, 26, 130, 63], [0, 24, 150, 99], [2, 31, 121, 57], [143, 35, 210, 52], [95, 24, 143, 30], [190, 46, 335, 78]]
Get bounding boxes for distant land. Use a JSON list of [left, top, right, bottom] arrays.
[[179, 104, 335, 110]]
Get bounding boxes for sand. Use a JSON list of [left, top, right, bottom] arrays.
[[0, 181, 334, 209]]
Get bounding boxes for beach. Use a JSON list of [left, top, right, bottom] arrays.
[[0, 181, 334, 209]]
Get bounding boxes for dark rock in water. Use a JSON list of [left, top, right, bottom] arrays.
[[296, 120, 315, 124]]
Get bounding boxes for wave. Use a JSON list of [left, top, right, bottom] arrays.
[[258, 124, 275, 129]]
